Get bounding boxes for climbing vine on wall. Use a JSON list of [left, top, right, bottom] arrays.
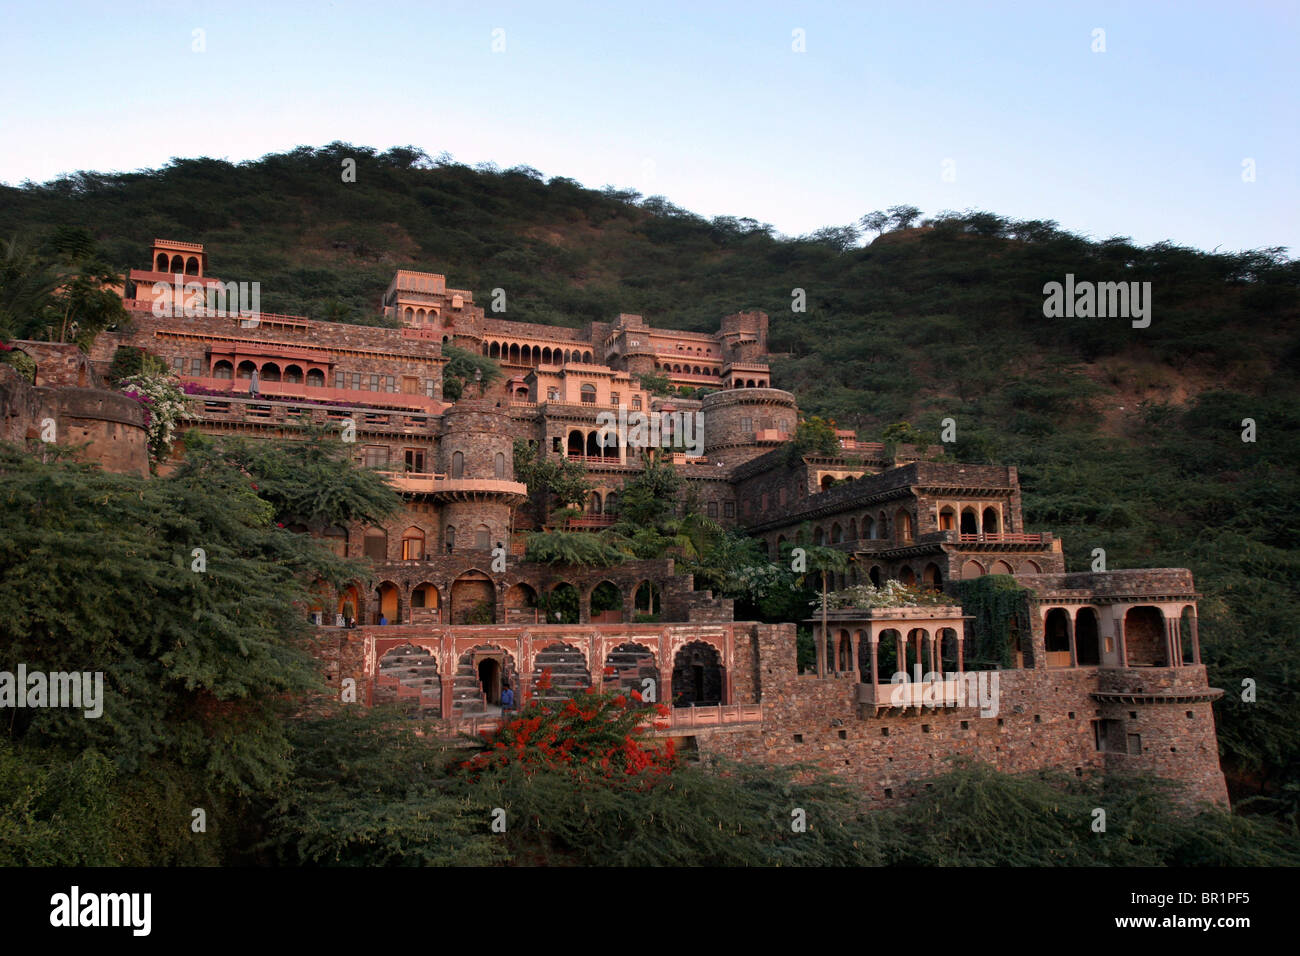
[[957, 575, 1030, 670]]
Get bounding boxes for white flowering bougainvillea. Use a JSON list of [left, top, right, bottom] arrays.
[[813, 579, 951, 612], [119, 372, 187, 467]]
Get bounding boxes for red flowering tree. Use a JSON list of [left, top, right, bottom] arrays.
[[461, 668, 676, 784]]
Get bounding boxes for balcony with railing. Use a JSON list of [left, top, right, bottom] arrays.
[[565, 514, 616, 530], [182, 377, 443, 414], [956, 531, 1050, 546], [375, 471, 529, 501]]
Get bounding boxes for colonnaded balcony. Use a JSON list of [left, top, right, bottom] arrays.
[[807, 604, 996, 715]]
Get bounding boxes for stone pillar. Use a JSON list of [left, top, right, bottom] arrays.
[[1189, 612, 1201, 664], [869, 632, 880, 697], [1068, 613, 1077, 667], [440, 675, 453, 719], [1116, 610, 1128, 668]]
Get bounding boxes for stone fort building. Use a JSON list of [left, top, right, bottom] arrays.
[[0, 238, 1228, 807]]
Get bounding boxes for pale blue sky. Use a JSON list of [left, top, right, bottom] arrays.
[[1, 0, 1295, 253]]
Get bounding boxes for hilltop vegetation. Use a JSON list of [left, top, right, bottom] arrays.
[[1, 143, 1298, 812]]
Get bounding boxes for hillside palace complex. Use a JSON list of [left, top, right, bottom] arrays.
[[0, 238, 1229, 806]]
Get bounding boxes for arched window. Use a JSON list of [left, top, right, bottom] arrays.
[[401, 526, 426, 561], [452, 451, 464, 479], [982, 507, 1000, 534], [363, 528, 387, 562], [212, 360, 233, 380], [494, 452, 505, 479], [580, 384, 597, 404], [306, 368, 325, 387]]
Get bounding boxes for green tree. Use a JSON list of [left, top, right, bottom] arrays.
[[440, 344, 501, 401]]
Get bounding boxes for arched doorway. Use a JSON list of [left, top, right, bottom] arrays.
[[337, 584, 361, 624], [478, 658, 503, 705], [545, 582, 579, 624], [505, 582, 539, 623], [982, 507, 1000, 533], [1124, 606, 1167, 666], [454, 646, 517, 715], [1075, 607, 1101, 665], [1044, 608, 1072, 667], [590, 580, 624, 623], [451, 570, 496, 624], [374, 582, 399, 623], [671, 641, 723, 707], [410, 582, 440, 623]]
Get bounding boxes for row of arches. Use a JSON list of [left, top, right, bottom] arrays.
[[960, 558, 1040, 579], [729, 378, 768, 388], [486, 342, 593, 365], [567, 428, 619, 459], [402, 306, 447, 326], [820, 626, 965, 681], [155, 253, 200, 275], [350, 575, 665, 626], [937, 504, 1002, 535], [377, 638, 725, 713], [656, 362, 718, 376], [211, 359, 327, 386], [586, 490, 620, 515], [799, 505, 1002, 545], [1043, 604, 1199, 668]]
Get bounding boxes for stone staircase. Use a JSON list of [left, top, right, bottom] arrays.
[[603, 642, 659, 697], [530, 643, 592, 703], [373, 644, 440, 714]]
